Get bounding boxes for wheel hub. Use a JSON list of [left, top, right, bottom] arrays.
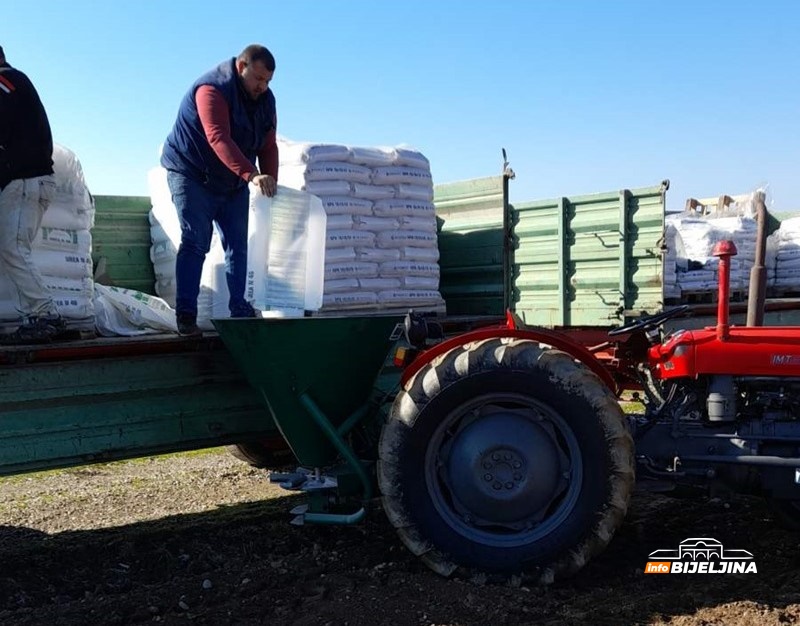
[[443, 408, 568, 526]]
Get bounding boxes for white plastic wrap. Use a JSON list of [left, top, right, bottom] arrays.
[[147, 167, 327, 321], [93, 285, 177, 336]]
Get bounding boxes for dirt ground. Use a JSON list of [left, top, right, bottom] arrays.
[[1, 449, 799, 626]]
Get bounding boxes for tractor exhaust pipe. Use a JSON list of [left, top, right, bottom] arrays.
[[746, 191, 768, 326], [713, 240, 738, 341]]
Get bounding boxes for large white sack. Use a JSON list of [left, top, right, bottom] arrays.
[[44, 144, 95, 230], [93, 285, 177, 336]]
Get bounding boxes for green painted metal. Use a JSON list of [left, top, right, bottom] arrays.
[[435, 175, 668, 325], [299, 392, 372, 521], [213, 315, 404, 468], [512, 181, 669, 326], [435, 176, 507, 315], [93, 195, 155, 294], [0, 337, 275, 476]]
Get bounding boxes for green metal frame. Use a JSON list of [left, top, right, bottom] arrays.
[[0, 314, 404, 483], [211, 315, 405, 524], [212, 315, 404, 469], [0, 335, 276, 476]]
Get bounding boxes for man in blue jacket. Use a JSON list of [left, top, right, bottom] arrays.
[[0, 45, 66, 344], [161, 44, 278, 336]]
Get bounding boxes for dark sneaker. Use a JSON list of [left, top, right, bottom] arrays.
[[0, 315, 68, 345], [176, 312, 201, 337], [230, 304, 258, 318], [39, 315, 68, 337]]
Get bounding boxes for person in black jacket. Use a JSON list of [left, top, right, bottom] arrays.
[[0, 45, 66, 344]]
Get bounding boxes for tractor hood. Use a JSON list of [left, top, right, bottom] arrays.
[[650, 326, 800, 380]]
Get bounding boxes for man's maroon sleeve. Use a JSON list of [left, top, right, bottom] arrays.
[[257, 111, 279, 181], [196, 85, 257, 182]]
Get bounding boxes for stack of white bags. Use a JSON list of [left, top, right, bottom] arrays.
[[278, 138, 445, 312], [0, 144, 95, 329], [663, 193, 776, 299], [768, 216, 800, 292], [662, 223, 686, 301]]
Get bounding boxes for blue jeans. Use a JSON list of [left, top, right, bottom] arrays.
[[166, 171, 251, 317]]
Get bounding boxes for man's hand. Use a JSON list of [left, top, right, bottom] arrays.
[[251, 173, 276, 197]]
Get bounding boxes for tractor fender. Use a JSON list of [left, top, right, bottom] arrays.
[[402, 312, 618, 394]]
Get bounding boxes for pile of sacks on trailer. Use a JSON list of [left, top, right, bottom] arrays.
[[0, 144, 95, 332], [145, 138, 444, 328], [663, 192, 777, 301], [767, 216, 800, 293], [278, 138, 444, 313], [0, 138, 444, 337]]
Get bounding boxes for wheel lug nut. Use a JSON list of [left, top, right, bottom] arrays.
[[503, 453, 511, 461], [513, 473, 522, 481], [492, 453, 500, 461], [484, 474, 493, 481], [512, 461, 522, 469], [483, 462, 493, 469], [505, 482, 513, 489], [492, 481, 502, 490]]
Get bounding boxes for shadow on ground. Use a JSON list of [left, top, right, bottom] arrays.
[[0, 491, 798, 626]]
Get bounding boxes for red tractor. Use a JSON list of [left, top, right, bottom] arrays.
[[371, 239, 800, 582], [616, 240, 800, 528]]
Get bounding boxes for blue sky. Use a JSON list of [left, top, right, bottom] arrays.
[[4, 1, 798, 211]]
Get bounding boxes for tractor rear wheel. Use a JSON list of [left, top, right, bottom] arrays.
[[378, 337, 634, 583]]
